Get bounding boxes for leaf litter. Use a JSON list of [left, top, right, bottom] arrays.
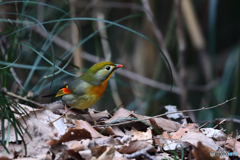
[[0, 104, 239, 160]]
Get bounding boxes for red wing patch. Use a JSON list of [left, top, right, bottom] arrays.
[[55, 85, 72, 97]]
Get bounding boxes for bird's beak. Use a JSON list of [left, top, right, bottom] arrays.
[[115, 64, 123, 69]]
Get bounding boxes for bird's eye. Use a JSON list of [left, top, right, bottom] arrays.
[[105, 66, 111, 70]]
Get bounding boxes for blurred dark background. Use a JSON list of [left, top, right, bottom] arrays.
[[1, 0, 240, 132]]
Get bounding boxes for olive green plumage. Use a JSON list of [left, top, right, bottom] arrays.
[[56, 61, 123, 110]]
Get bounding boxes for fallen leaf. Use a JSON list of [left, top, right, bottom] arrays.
[[79, 150, 92, 160], [91, 145, 107, 158], [0, 156, 10, 160], [118, 140, 156, 154], [171, 123, 198, 139], [5, 109, 60, 156], [224, 138, 240, 157], [180, 132, 219, 151], [111, 126, 125, 136], [46, 128, 92, 147], [132, 129, 152, 143], [2, 107, 58, 142], [163, 139, 189, 151], [192, 141, 225, 160], [75, 120, 104, 138], [150, 117, 181, 133], [96, 146, 115, 160], [154, 133, 171, 147], [90, 136, 122, 148], [200, 128, 227, 141], [69, 141, 85, 152], [94, 126, 115, 136], [104, 108, 132, 123], [65, 149, 84, 160]]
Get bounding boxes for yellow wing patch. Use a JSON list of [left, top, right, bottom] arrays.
[[55, 85, 72, 97]]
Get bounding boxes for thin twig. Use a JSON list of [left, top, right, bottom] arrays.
[[93, 97, 236, 127], [198, 121, 210, 130], [213, 119, 226, 129], [3, 91, 43, 107], [153, 97, 236, 118], [197, 118, 240, 125], [51, 106, 72, 123]]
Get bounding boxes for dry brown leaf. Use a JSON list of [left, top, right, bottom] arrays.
[[171, 123, 198, 139], [91, 136, 122, 148], [97, 146, 115, 160], [104, 108, 150, 132], [180, 132, 219, 151], [46, 128, 92, 147], [225, 138, 240, 157], [104, 108, 150, 123], [91, 145, 107, 158], [129, 112, 151, 122], [85, 110, 110, 122], [69, 141, 85, 152], [154, 133, 171, 147], [75, 120, 104, 138], [2, 107, 57, 142], [94, 126, 115, 136], [150, 117, 181, 133], [200, 128, 227, 141], [192, 141, 225, 160], [118, 140, 156, 154], [65, 149, 84, 160], [5, 109, 60, 156], [111, 126, 125, 136], [104, 108, 132, 123], [79, 150, 92, 160], [132, 129, 152, 143], [112, 150, 128, 160], [0, 156, 10, 160], [112, 157, 128, 160], [13, 103, 42, 118], [163, 139, 189, 151]]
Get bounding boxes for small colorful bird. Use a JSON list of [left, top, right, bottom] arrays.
[[53, 61, 123, 124]]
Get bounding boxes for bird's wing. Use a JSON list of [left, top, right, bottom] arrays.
[[55, 84, 72, 97]]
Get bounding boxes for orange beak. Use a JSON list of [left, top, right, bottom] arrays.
[[115, 64, 123, 69]]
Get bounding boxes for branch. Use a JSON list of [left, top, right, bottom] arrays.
[[2, 90, 43, 107], [153, 97, 236, 118], [93, 97, 236, 127]]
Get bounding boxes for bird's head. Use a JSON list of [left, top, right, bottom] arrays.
[[81, 61, 123, 85]]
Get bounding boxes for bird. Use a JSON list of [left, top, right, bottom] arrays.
[[51, 61, 123, 124]]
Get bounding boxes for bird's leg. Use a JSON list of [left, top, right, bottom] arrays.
[[51, 106, 72, 123], [84, 108, 97, 125]]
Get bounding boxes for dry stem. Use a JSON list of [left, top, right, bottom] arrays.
[[93, 97, 236, 127]]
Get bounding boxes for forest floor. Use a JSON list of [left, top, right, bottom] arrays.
[[0, 99, 239, 160]]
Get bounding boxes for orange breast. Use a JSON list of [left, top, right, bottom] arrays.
[[86, 77, 109, 98]]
